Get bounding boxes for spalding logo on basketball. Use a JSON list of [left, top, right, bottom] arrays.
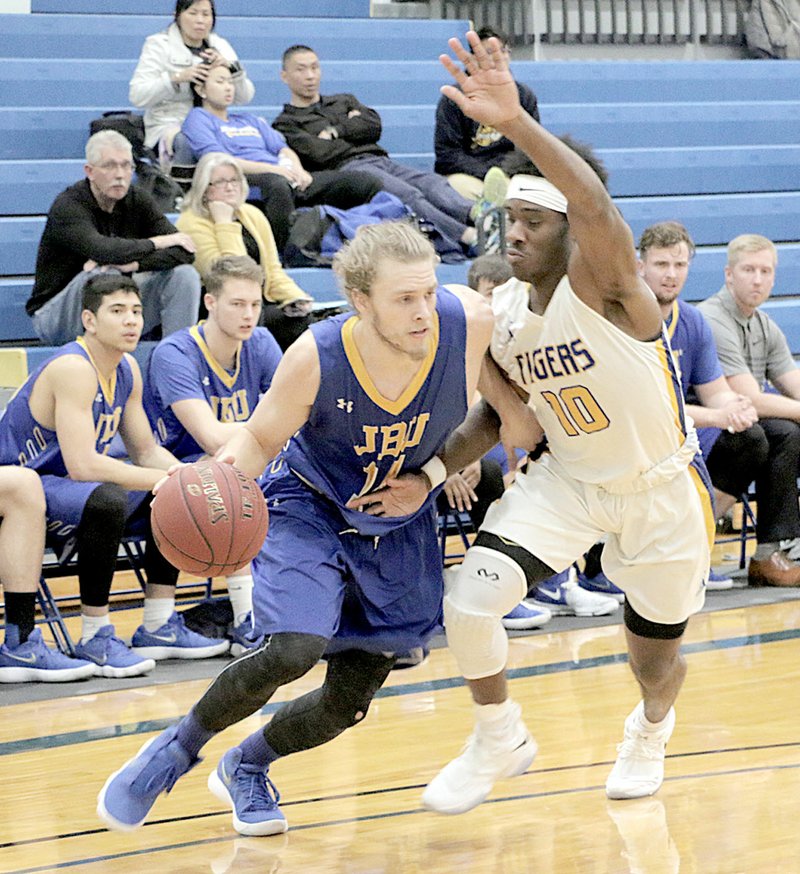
[[151, 459, 269, 577]]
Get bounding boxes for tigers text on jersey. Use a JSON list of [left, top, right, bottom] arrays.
[[279, 285, 468, 535], [491, 276, 693, 491], [0, 338, 133, 473]]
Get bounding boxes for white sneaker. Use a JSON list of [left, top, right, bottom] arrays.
[[422, 700, 537, 814], [606, 702, 675, 799]]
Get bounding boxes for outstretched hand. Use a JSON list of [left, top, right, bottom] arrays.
[[439, 32, 521, 128]]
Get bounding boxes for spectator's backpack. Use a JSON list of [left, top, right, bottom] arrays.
[[283, 192, 465, 267], [745, 0, 800, 58], [88, 111, 184, 212]]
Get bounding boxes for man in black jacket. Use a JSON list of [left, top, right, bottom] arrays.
[[434, 26, 540, 201], [28, 130, 201, 345], [273, 45, 477, 252]]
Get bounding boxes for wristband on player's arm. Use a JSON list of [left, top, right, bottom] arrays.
[[421, 456, 447, 491]]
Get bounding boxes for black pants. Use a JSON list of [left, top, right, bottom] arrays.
[[247, 169, 382, 253], [705, 419, 800, 542], [258, 301, 310, 351]]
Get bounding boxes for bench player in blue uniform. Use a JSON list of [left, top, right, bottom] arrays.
[[0, 275, 228, 678], [0, 466, 96, 682], [97, 220, 531, 836], [143, 255, 282, 651]]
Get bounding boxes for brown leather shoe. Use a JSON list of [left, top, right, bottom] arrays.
[[748, 551, 800, 587]]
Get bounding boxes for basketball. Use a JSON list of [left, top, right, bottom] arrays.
[[151, 460, 269, 577]]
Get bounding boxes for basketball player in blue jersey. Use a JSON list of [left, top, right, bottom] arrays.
[[376, 33, 714, 812], [143, 255, 282, 651], [0, 275, 228, 679], [98, 220, 525, 837]]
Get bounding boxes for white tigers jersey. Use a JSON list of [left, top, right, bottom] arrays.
[[491, 275, 693, 491]]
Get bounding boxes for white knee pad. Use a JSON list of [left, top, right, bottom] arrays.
[[443, 547, 528, 680]]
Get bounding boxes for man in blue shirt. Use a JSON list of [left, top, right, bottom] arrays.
[[638, 222, 769, 576]]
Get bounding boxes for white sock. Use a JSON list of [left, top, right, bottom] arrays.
[[81, 612, 109, 644], [227, 572, 254, 627], [143, 597, 175, 632], [474, 698, 515, 725], [638, 702, 671, 731]]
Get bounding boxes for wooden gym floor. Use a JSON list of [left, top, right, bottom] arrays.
[[2, 559, 800, 873]]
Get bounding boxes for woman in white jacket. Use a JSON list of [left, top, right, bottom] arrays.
[[129, 0, 255, 155]]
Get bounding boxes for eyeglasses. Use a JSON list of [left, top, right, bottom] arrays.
[[93, 160, 135, 173], [208, 177, 241, 189]]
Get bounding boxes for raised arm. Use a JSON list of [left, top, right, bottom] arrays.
[[440, 32, 660, 340]]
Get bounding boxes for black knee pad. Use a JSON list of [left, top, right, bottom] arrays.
[[322, 650, 396, 727], [624, 600, 687, 640], [80, 482, 127, 533], [242, 632, 328, 691], [474, 530, 557, 591]]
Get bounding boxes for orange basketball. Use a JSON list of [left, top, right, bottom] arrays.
[[151, 460, 268, 577]]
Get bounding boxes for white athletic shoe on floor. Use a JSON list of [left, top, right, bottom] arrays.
[[606, 701, 675, 799], [422, 700, 537, 814]]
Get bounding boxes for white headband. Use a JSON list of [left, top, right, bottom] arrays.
[[506, 174, 568, 214]]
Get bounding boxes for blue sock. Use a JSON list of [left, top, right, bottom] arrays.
[[175, 709, 215, 759], [238, 728, 280, 768]]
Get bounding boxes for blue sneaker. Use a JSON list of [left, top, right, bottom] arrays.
[[707, 568, 734, 590], [0, 626, 96, 683], [75, 625, 156, 678], [502, 602, 552, 630], [576, 568, 626, 603], [131, 611, 230, 660], [229, 613, 263, 658], [208, 747, 288, 836], [532, 567, 620, 617], [97, 724, 200, 831]]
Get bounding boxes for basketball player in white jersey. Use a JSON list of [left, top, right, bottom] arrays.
[[354, 32, 715, 812]]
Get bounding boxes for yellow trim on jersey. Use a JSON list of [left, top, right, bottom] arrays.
[[340, 313, 440, 415], [655, 336, 685, 438], [76, 336, 116, 406], [189, 323, 240, 390], [665, 301, 679, 341], [687, 463, 716, 551]]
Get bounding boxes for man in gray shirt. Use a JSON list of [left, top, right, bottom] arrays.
[[698, 234, 800, 586]]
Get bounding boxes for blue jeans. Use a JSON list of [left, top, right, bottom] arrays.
[[32, 264, 201, 345], [343, 154, 471, 242]]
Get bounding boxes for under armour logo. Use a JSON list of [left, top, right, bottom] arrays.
[[337, 399, 353, 413], [202, 377, 210, 386], [95, 393, 103, 403], [476, 567, 500, 581]]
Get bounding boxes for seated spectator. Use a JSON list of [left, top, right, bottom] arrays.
[[176, 152, 314, 350], [434, 26, 540, 202], [467, 253, 513, 299], [143, 256, 282, 654], [27, 130, 201, 346], [698, 234, 800, 587], [0, 467, 96, 683], [2, 275, 229, 679], [273, 45, 477, 253], [129, 0, 254, 158], [638, 222, 768, 588], [181, 63, 382, 255]]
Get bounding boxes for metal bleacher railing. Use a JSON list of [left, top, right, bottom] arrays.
[[431, 0, 746, 47]]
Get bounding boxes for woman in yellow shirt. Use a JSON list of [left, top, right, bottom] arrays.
[[177, 151, 313, 349]]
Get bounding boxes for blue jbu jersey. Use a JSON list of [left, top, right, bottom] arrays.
[[143, 324, 282, 459], [279, 285, 468, 536], [0, 338, 133, 474]]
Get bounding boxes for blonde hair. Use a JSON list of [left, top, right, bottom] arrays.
[[181, 152, 247, 218], [332, 221, 437, 304], [205, 255, 264, 298], [727, 234, 778, 269]]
